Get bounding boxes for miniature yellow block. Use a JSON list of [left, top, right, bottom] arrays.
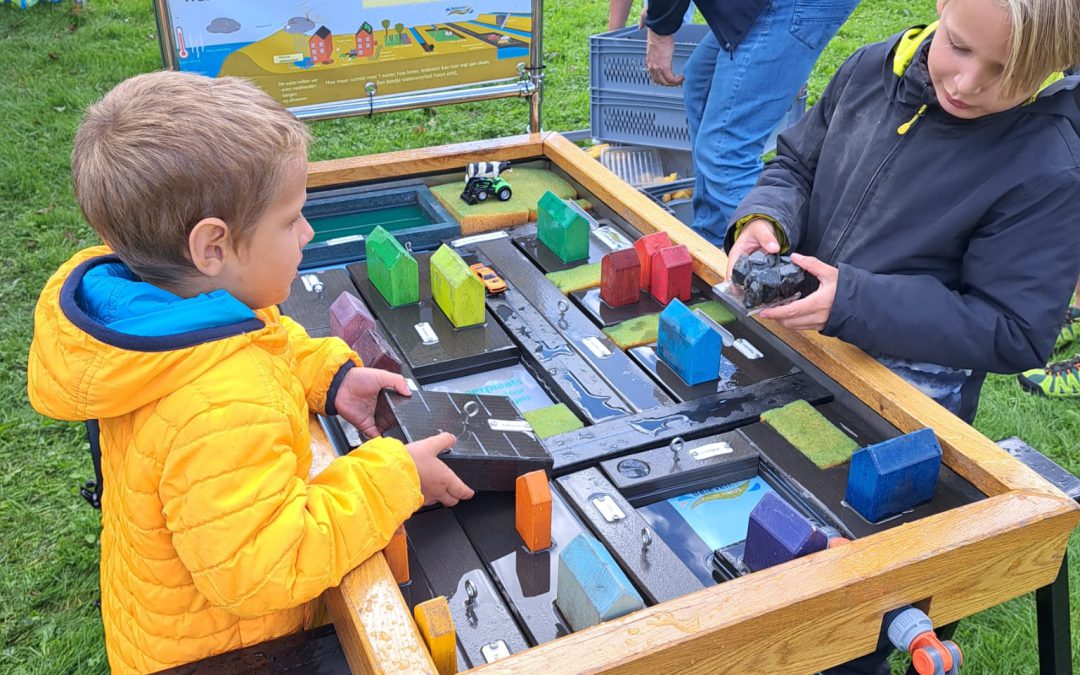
[[414, 596, 457, 675]]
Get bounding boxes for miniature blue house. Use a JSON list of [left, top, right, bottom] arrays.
[[743, 491, 828, 572], [556, 533, 644, 631], [656, 299, 722, 386], [844, 428, 942, 523], [537, 191, 590, 263]]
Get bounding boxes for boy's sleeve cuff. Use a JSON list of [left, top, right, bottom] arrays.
[[729, 213, 790, 253], [323, 361, 356, 417]]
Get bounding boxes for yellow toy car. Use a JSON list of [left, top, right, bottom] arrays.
[[469, 263, 507, 294]]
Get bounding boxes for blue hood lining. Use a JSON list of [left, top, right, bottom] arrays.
[[60, 255, 264, 353]]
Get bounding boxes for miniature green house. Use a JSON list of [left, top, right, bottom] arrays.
[[430, 245, 485, 328], [537, 191, 589, 263], [367, 226, 419, 307]]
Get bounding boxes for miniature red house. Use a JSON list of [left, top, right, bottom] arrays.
[[650, 244, 693, 304], [600, 249, 641, 307], [355, 22, 374, 57], [310, 26, 333, 64], [633, 231, 672, 291]]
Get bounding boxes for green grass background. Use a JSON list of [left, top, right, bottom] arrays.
[[0, 1, 1076, 672]]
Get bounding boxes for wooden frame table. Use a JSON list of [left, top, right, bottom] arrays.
[[306, 132, 1079, 674]]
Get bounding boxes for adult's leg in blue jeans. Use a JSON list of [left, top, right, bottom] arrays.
[[683, 0, 860, 244]]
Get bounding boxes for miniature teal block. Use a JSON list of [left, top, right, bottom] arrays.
[[844, 428, 942, 523], [656, 299, 722, 386], [743, 491, 828, 572], [430, 244, 485, 328], [537, 191, 590, 263], [367, 226, 419, 307], [556, 533, 644, 631]]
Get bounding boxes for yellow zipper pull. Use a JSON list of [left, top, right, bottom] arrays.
[[897, 104, 928, 135]]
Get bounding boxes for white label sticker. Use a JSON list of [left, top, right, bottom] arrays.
[[592, 494, 626, 522], [324, 234, 365, 246], [488, 419, 533, 433], [415, 322, 439, 345], [300, 274, 324, 294], [451, 231, 509, 248], [581, 336, 612, 359], [689, 441, 735, 460], [733, 338, 763, 360], [593, 226, 634, 251], [481, 640, 512, 663], [405, 378, 418, 391]]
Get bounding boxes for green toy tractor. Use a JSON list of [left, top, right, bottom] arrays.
[[460, 176, 512, 205]]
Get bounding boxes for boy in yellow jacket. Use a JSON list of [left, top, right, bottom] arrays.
[[26, 71, 474, 674]]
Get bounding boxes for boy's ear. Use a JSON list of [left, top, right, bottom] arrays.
[[188, 217, 233, 277], [937, 0, 945, 15]]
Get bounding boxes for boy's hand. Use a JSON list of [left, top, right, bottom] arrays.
[[759, 254, 838, 331], [726, 218, 781, 281], [335, 367, 411, 438], [407, 432, 475, 507]]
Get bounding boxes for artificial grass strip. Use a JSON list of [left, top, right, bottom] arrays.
[[546, 263, 601, 294], [523, 403, 585, 439], [602, 299, 738, 350], [760, 400, 859, 469], [430, 168, 579, 233], [603, 312, 661, 350], [691, 300, 737, 326]]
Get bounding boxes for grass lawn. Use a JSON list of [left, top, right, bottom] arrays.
[[1, 1, 1076, 673]]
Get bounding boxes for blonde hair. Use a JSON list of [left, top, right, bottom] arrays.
[[996, 0, 1080, 98], [72, 71, 310, 285]]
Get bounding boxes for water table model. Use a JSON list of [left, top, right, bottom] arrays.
[[242, 134, 1076, 675]]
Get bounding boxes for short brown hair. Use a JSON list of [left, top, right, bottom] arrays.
[[72, 71, 310, 285], [997, 0, 1080, 98]]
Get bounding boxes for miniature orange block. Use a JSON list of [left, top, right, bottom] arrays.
[[414, 596, 457, 675], [385, 525, 409, 584], [515, 470, 552, 552]]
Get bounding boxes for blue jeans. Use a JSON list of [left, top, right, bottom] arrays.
[[683, 0, 859, 244]]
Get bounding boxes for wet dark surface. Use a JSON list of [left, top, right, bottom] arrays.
[[376, 389, 552, 492], [743, 402, 984, 539], [599, 430, 762, 506], [547, 372, 832, 472], [349, 256, 519, 382], [513, 227, 630, 274], [156, 625, 349, 675], [453, 490, 587, 646], [406, 507, 530, 667], [479, 238, 674, 413], [279, 269, 360, 338], [556, 468, 703, 603], [570, 287, 701, 328], [483, 280, 635, 423], [629, 323, 800, 401]]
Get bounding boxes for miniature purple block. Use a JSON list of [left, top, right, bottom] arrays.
[[330, 291, 376, 349], [353, 330, 402, 374], [742, 491, 827, 572]]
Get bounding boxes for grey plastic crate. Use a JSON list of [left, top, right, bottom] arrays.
[[591, 90, 692, 151], [590, 24, 711, 99], [591, 88, 807, 153]]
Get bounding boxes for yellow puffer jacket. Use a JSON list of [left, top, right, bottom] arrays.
[[27, 247, 422, 674]]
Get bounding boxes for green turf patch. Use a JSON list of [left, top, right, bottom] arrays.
[[602, 299, 738, 349], [523, 403, 585, 439], [546, 263, 601, 294], [760, 400, 859, 469], [430, 168, 581, 231]]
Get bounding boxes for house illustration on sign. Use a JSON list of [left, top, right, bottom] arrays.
[[309, 26, 333, 64], [355, 22, 374, 57]]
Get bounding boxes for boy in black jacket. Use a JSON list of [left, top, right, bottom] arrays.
[[725, 0, 1080, 421]]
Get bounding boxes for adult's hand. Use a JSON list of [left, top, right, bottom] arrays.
[[646, 28, 685, 86]]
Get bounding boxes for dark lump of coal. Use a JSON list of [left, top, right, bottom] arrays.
[[731, 252, 818, 309]]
